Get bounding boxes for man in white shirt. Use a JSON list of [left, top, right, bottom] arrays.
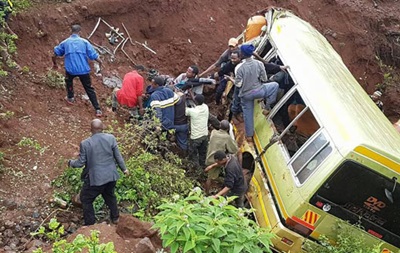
[[185, 94, 209, 167]]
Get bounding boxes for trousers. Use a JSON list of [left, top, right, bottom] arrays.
[[65, 72, 100, 110], [241, 82, 279, 137], [80, 180, 118, 225]]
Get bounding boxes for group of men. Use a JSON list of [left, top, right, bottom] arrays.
[[53, 23, 291, 225]]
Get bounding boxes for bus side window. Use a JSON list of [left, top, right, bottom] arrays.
[[272, 90, 320, 157], [271, 89, 332, 183]]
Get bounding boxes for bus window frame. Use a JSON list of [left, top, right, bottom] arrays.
[[268, 85, 333, 186]]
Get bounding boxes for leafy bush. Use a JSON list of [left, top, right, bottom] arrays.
[[43, 70, 65, 89], [32, 218, 116, 253], [153, 188, 274, 253], [116, 150, 196, 219], [303, 221, 382, 253]]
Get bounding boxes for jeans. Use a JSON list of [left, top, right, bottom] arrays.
[[189, 135, 208, 167], [80, 180, 118, 225], [174, 124, 189, 151], [65, 72, 100, 110], [231, 86, 243, 115], [241, 82, 279, 137], [215, 77, 227, 104]]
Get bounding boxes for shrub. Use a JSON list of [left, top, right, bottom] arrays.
[[303, 221, 382, 253], [153, 188, 274, 253], [116, 150, 196, 219], [43, 70, 65, 89], [32, 218, 116, 253]]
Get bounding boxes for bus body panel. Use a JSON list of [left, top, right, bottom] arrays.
[[242, 8, 400, 253]]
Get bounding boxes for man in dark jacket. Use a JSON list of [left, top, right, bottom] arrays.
[[69, 119, 128, 225], [149, 76, 180, 130], [211, 150, 247, 208]]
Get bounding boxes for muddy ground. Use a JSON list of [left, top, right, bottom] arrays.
[[0, 0, 399, 252]]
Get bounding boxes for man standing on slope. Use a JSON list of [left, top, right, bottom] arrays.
[[68, 119, 129, 225], [52, 24, 103, 117]]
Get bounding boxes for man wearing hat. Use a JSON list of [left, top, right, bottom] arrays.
[[369, 90, 384, 112], [235, 44, 279, 143], [199, 37, 240, 77]]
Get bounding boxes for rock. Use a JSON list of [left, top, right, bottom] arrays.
[[0, 226, 5, 232], [61, 107, 72, 113], [25, 239, 43, 251], [116, 214, 157, 239], [4, 221, 14, 229], [81, 6, 87, 11], [135, 237, 156, 253], [4, 229, 13, 238], [32, 211, 40, 219], [67, 222, 78, 233], [3, 200, 17, 211]]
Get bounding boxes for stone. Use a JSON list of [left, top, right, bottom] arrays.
[[116, 214, 157, 239], [134, 237, 156, 253], [4, 221, 14, 229], [25, 239, 43, 251]]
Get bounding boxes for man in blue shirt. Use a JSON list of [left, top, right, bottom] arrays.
[[52, 24, 103, 117], [149, 76, 180, 130]]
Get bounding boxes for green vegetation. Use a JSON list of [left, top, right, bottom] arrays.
[[53, 122, 196, 219], [375, 55, 399, 92], [32, 218, 116, 253], [0, 0, 31, 75], [153, 188, 274, 253], [17, 137, 47, 154], [303, 222, 381, 253], [0, 151, 5, 174], [0, 110, 14, 120], [44, 69, 65, 89]]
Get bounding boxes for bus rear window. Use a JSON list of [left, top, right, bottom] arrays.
[[311, 161, 400, 247]]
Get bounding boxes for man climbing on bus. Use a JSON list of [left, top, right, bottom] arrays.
[[235, 44, 279, 143]]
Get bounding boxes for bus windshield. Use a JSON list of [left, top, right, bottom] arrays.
[[310, 161, 400, 247]]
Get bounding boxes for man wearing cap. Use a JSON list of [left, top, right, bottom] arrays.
[[369, 90, 384, 112], [111, 65, 146, 116], [199, 37, 239, 78], [149, 76, 180, 130], [211, 150, 247, 208], [235, 44, 279, 143]]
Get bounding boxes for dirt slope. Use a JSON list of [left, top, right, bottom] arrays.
[[0, 0, 399, 251]]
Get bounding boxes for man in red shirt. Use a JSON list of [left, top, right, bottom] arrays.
[[112, 65, 146, 116]]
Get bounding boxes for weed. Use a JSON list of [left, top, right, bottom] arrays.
[[43, 70, 65, 89], [32, 218, 116, 253], [0, 110, 14, 120], [17, 137, 47, 155]]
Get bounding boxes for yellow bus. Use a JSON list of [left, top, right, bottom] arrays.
[[240, 8, 400, 253]]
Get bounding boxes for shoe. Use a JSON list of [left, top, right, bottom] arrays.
[[95, 110, 103, 117], [111, 218, 119, 225], [65, 96, 75, 105], [262, 108, 270, 116]]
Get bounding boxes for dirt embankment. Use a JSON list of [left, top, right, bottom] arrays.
[[0, 0, 399, 252]]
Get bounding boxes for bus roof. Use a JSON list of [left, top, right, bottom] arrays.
[[267, 9, 400, 162]]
